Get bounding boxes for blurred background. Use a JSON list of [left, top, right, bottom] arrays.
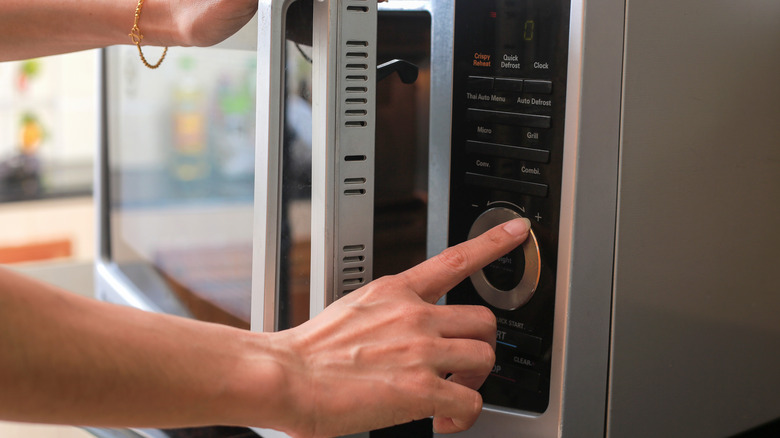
[[0, 48, 99, 438]]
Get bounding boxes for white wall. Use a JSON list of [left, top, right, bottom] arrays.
[[0, 50, 98, 165]]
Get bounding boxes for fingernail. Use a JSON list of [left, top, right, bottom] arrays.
[[503, 218, 531, 237]]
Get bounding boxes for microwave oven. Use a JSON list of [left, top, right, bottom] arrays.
[[95, 0, 780, 437]]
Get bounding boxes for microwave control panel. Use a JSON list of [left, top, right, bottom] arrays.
[[447, 0, 570, 413]]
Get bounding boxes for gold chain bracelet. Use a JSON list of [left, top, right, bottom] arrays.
[[129, 0, 168, 69]]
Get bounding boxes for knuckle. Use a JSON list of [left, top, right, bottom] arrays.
[[436, 246, 471, 274], [394, 300, 432, 327], [466, 390, 484, 421], [407, 334, 438, 360], [357, 275, 399, 300], [476, 342, 496, 371], [485, 227, 506, 246], [423, 373, 445, 399], [411, 302, 434, 321], [475, 305, 497, 328], [399, 370, 438, 396], [469, 389, 484, 413], [365, 274, 394, 291]]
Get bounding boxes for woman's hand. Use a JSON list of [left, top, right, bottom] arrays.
[[163, 0, 389, 48], [0, 216, 528, 436], [161, 0, 259, 47], [270, 218, 531, 437]]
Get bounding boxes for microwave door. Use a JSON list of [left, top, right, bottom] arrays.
[[252, 0, 377, 333], [310, 0, 377, 319]]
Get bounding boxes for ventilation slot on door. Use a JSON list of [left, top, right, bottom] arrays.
[[343, 38, 369, 129], [342, 244, 367, 294], [343, 278, 365, 289], [344, 176, 367, 196], [333, 0, 374, 301]]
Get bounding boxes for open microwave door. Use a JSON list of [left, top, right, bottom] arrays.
[[252, 0, 378, 333]]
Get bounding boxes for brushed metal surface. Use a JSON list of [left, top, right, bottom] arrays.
[[608, 0, 780, 436]]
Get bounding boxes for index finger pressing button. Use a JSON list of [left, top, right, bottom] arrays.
[[468, 208, 540, 310], [399, 219, 530, 303]]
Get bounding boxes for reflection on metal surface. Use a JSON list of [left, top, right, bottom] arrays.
[[83, 427, 261, 438]]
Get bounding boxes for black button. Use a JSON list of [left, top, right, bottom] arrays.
[[465, 91, 512, 110], [464, 172, 548, 197], [466, 156, 544, 183], [497, 328, 543, 357], [466, 140, 550, 163], [490, 362, 542, 391], [467, 75, 494, 91], [467, 108, 551, 129], [496, 345, 537, 369], [469, 123, 551, 149], [524, 80, 553, 94], [494, 78, 524, 92]]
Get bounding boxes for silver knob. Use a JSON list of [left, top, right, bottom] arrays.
[[467, 207, 541, 310]]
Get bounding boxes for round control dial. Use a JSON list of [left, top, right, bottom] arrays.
[[468, 207, 541, 310]]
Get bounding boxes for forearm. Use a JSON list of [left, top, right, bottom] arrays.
[[0, 267, 292, 430], [0, 0, 175, 61], [0, 218, 527, 436]]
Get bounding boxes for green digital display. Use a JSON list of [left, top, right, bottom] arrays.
[[524, 20, 535, 41]]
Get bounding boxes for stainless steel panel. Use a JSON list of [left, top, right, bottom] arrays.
[[310, 0, 378, 318], [252, 0, 292, 332], [426, 0, 455, 259], [609, 0, 780, 436]]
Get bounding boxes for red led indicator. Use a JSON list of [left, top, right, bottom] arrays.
[[489, 11, 497, 18]]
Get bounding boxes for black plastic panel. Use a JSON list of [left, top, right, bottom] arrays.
[[447, 0, 571, 413]]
